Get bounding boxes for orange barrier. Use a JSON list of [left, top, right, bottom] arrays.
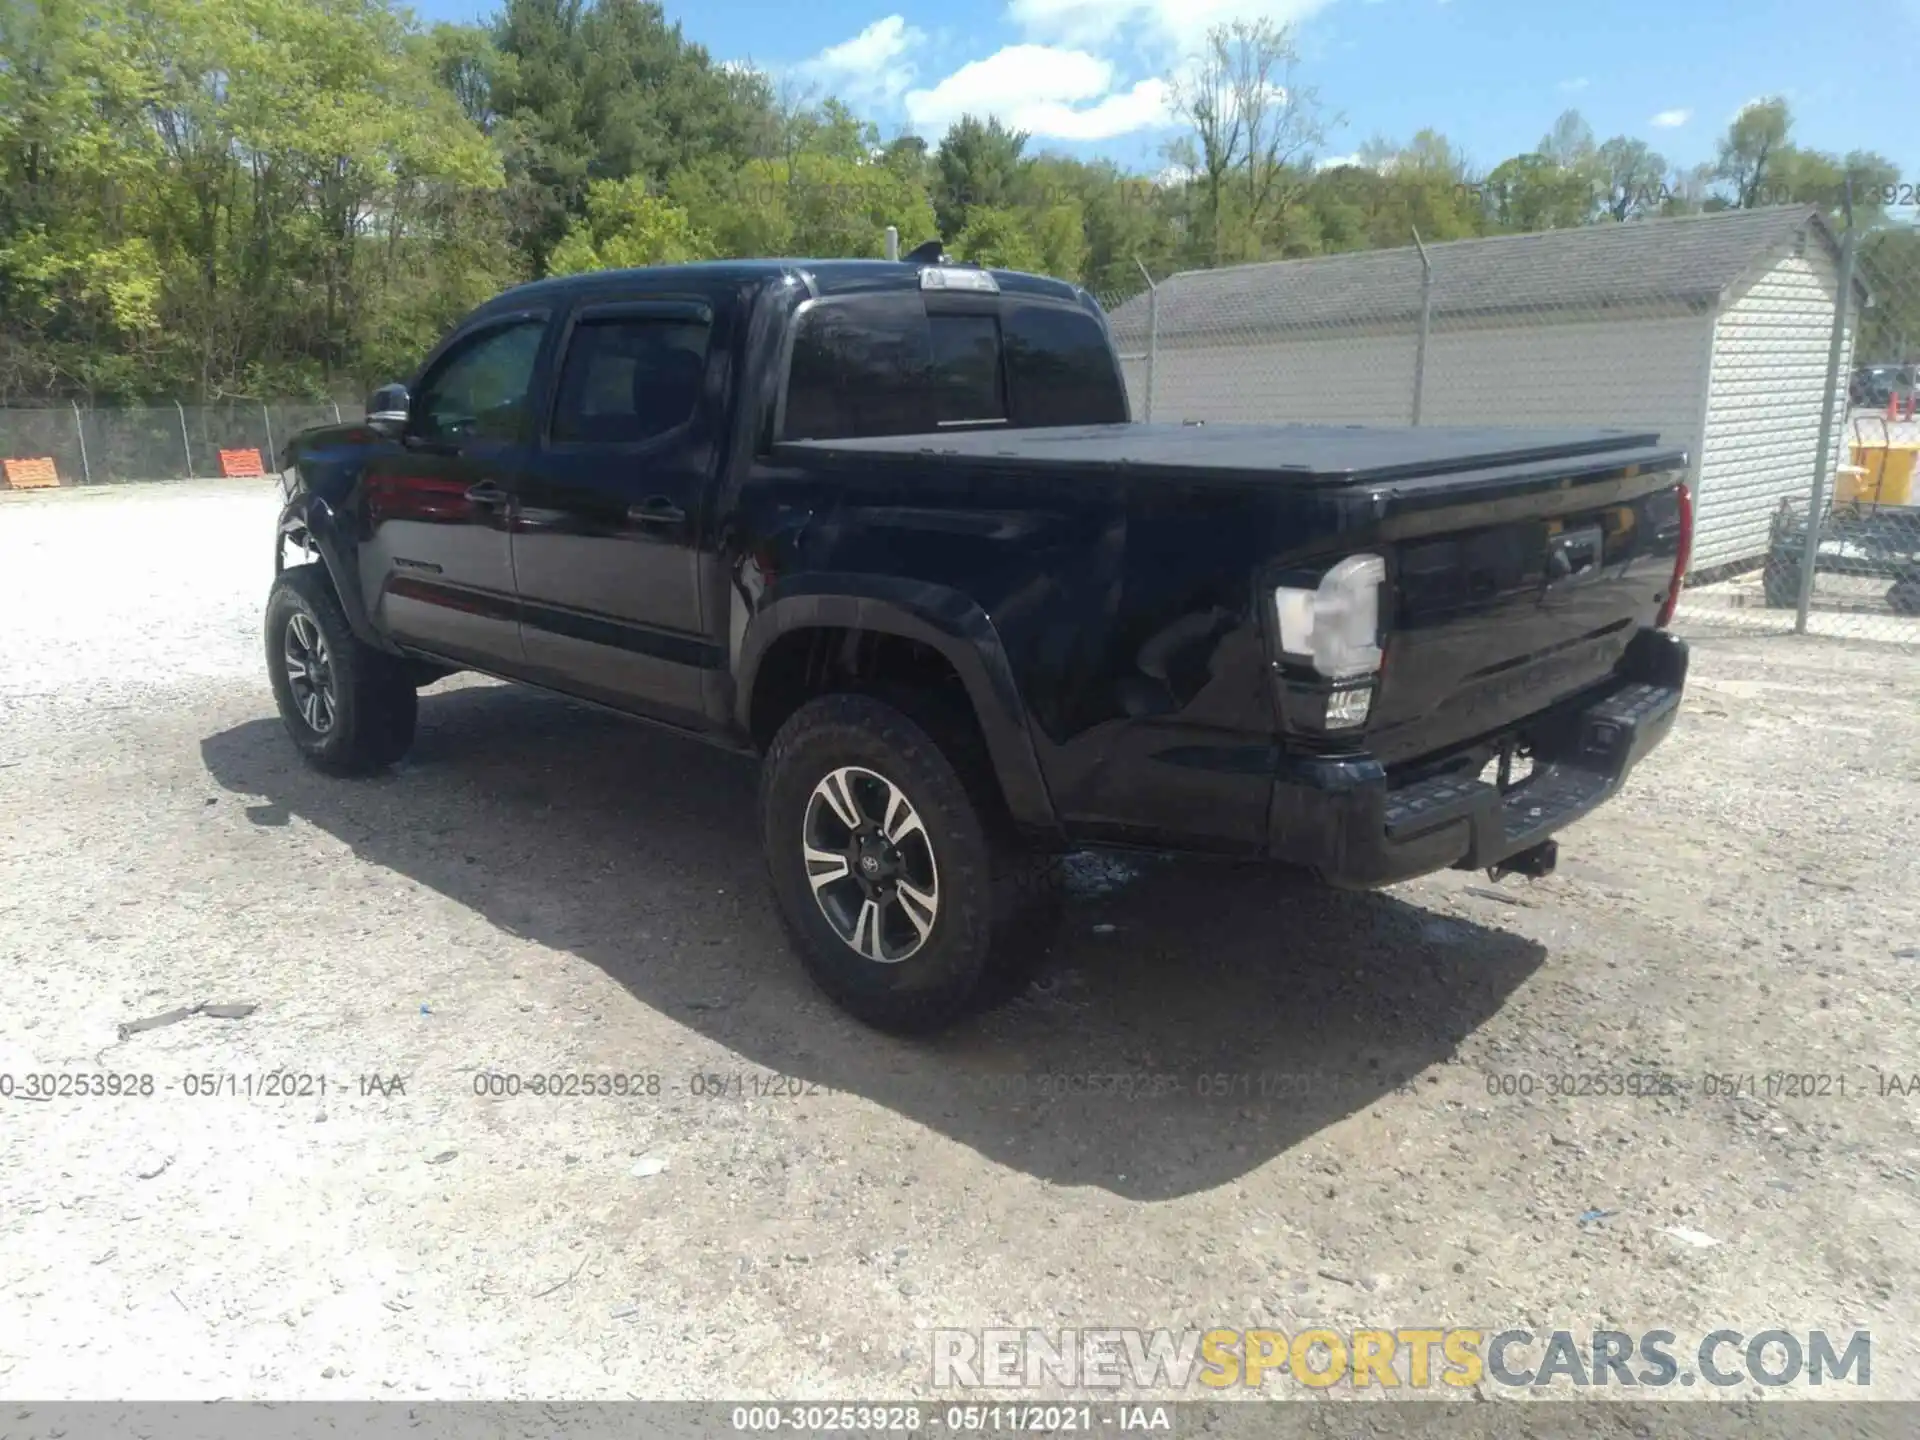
[[3, 457, 59, 489], [218, 447, 266, 478]]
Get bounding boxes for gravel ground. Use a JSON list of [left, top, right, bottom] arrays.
[[2, 479, 1918, 1406]]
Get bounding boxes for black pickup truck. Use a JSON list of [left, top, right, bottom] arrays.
[[268, 255, 1691, 1033]]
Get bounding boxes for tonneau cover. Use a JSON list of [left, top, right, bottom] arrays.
[[778, 422, 1683, 487]]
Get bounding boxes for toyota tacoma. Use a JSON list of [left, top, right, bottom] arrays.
[[267, 253, 1691, 1033]]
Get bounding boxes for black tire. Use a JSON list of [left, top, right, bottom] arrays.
[[760, 691, 1058, 1034], [265, 565, 417, 775]]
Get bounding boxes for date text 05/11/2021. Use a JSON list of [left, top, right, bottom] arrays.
[[727, 1405, 1173, 1432], [0, 1072, 406, 1100], [0, 1070, 838, 1102], [1480, 1070, 1920, 1101]]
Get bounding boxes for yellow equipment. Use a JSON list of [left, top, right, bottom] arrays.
[[1843, 420, 1919, 508]]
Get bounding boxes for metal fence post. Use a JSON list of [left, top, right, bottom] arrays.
[[262, 402, 275, 465], [1412, 228, 1433, 426], [1797, 196, 1858, 634], [331, 401, 341, 424], [72, 400, 91, 484], [176, 400, 193, 479], [1136, 258, 1158, 423]]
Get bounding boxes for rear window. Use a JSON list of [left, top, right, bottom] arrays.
[[927, 315, 1006, 426], [782, 295, 932, 441], [781, 293, 1122, 441], [1004, 304, 1128, 426]]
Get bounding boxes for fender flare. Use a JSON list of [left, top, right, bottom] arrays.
[[276, 493, 387, 650], [735, 575, 1062, 840]]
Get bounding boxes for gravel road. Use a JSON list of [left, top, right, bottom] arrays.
[[1, 479, 1917, 1408]]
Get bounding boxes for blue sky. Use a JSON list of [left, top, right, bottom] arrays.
[[411, 0, 1920, 181]]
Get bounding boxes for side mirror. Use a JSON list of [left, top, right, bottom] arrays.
[[367, 383, 410, 430]]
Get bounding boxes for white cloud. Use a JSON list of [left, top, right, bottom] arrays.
[[1558, 77, 1589, 93], [1650, 108, 1691, 128], [904, 45, 1173, 140], [800, 16, 927, 104], [1007, 0, 1333, 51], [1315, 152, 1364, 170]]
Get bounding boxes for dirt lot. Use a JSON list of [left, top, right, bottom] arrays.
[[2, 478, 1918, 1405]]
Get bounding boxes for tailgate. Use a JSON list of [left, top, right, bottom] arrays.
[[1364, 448, 1689, 767]]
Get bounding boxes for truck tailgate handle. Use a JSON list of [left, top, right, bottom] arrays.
[[1547, 525, 1603, 582]]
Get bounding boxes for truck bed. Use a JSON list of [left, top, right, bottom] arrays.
[[777, 422, 1685, 488]]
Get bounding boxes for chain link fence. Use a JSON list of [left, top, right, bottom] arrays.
[[8, 209, 1919, 648], [0, 400, 359, 487], [1100, 203, 1920, 648]]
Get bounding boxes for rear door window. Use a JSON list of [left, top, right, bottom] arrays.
[[550, 316, 710, 444]]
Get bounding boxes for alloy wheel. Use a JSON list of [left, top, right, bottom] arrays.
[[283, 611, 337, 735], [801, 765, 940, 963]]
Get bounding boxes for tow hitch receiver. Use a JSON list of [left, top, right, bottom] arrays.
[[1488, 839, 1558, 882]]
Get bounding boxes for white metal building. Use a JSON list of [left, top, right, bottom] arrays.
[[1106, 205, 1857, 572]]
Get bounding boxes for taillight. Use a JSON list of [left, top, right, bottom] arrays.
[[1274, 552, 1386, 730], [1656, 481, 1692, 628]]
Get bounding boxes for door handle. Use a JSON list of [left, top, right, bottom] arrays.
[[627, 496, 686, 527], [465, 481, 509, 506]]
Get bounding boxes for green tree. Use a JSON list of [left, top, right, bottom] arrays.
[[953, 206, 1042, 271], [490, 0, 771, 274], [933, 116, 1029, 239], [1480, 152, 1594, 231], [547, 177, 713, 272], [0, 0, 508, 401], [1716, 98, 1789, 208], [1595, 136, 1669, 220], [1857, 227, 1920, 365]]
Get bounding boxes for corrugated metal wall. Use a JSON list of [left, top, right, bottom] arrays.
[[1132, 311, 1712, 475], [1694, 244, 1850, 570]]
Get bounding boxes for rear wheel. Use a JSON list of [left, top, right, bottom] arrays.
[[266, 565, 417, 774], [760, 691, 1056, 1034]]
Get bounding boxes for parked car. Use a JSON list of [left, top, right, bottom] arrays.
[[266, 254, 1691, 1033], [1851, 364, 1917, 410]]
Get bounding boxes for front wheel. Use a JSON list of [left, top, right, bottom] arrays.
[[265, 565, 417, 774], [760, 692, 1052, 1034]]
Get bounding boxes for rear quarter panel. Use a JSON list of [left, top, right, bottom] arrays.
[[730, 454, 1310, 854]]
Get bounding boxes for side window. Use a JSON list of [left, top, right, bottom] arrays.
[[411, 320, 545, 443], [782, 295, 934, 441], [551, 316, 711, 444], [1003, 304, 1129, 427], [928, 314, 1006, 426]]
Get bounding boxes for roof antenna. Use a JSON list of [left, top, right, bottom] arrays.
[[904, 238, 946, 264]]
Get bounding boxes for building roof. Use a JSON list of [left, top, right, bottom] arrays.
[[1107, 204, 1851, 345]]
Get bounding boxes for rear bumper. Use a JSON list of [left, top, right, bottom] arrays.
[[1268, 628, 1687, 888]]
